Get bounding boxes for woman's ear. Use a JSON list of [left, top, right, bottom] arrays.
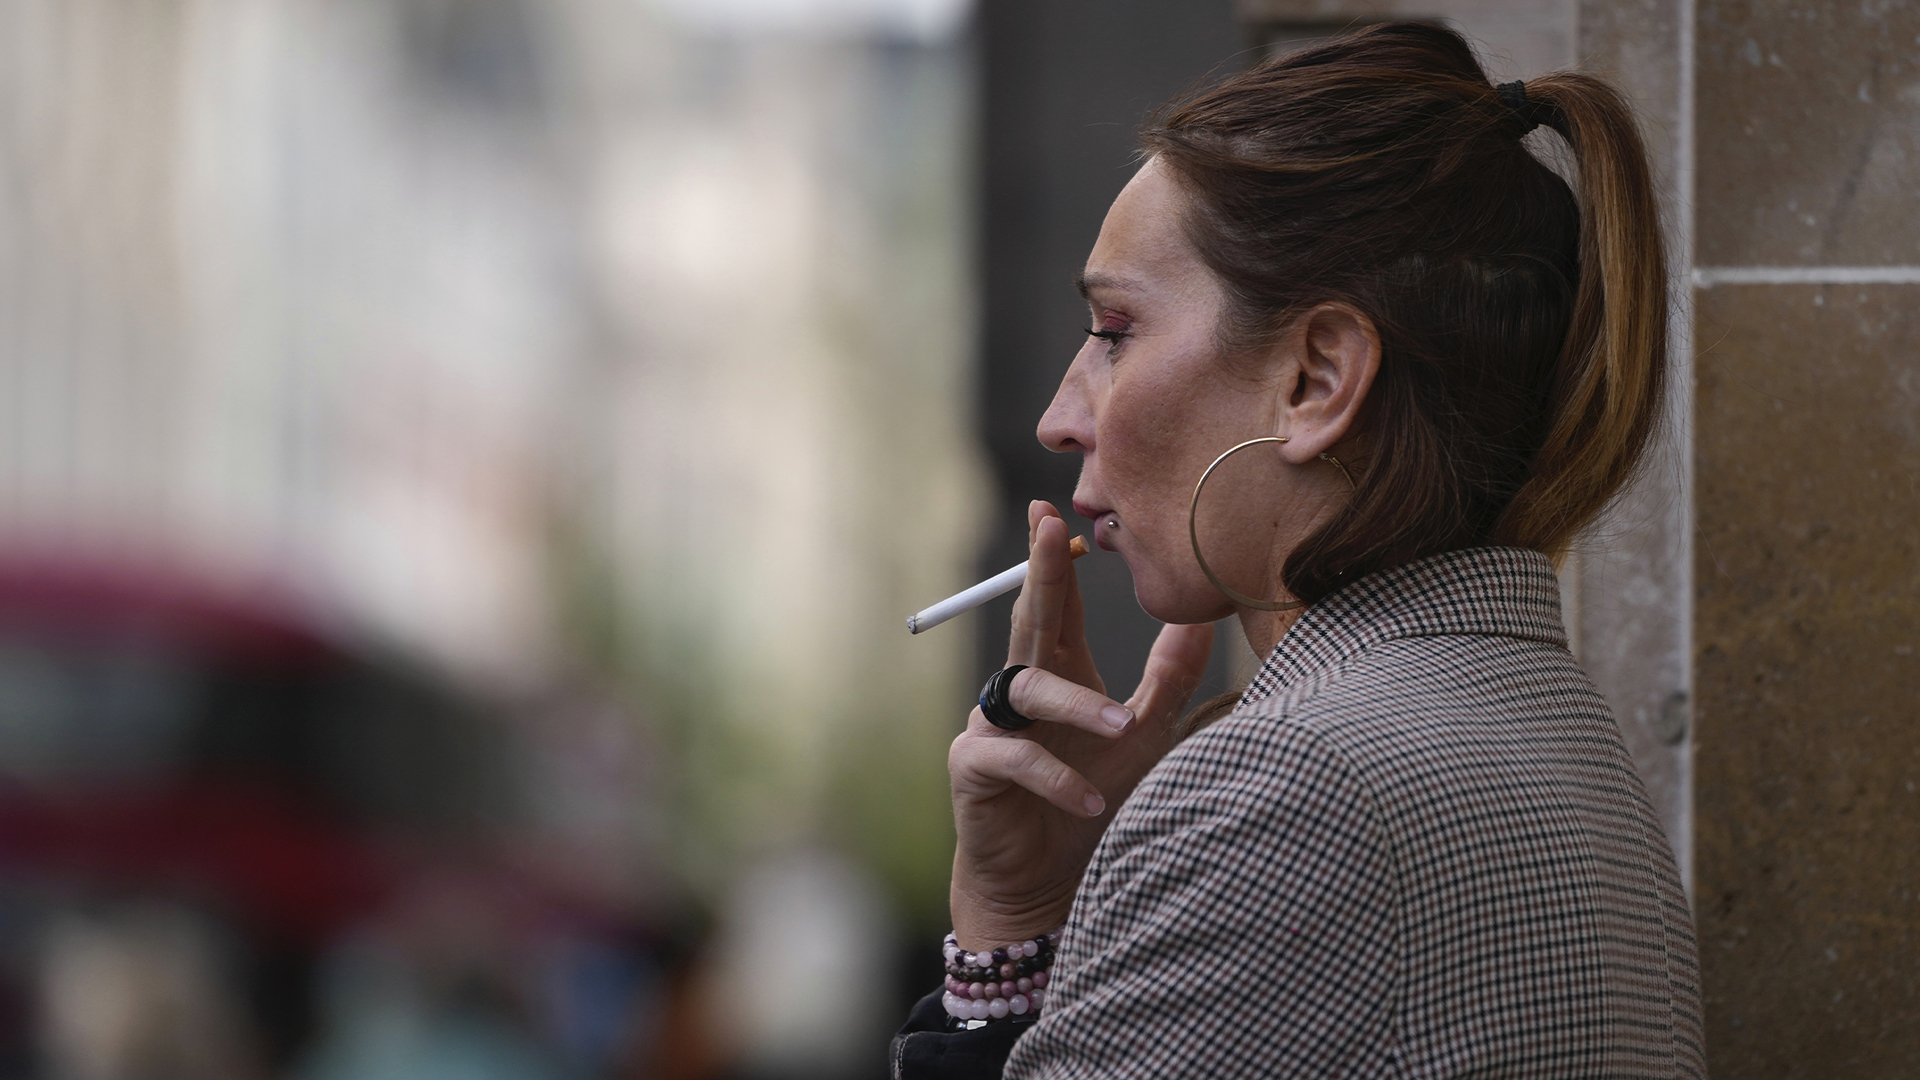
[[1277, 302, 1380, 459]]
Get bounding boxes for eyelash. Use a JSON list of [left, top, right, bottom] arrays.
[[1085, 325, 1131, 351]]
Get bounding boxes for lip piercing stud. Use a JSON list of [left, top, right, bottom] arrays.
[[1105, 519, 1120, 529]]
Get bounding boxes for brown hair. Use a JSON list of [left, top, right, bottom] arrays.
[[1142, 22, 1667, 605]]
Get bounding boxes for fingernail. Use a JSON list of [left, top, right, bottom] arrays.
[[1084, 792, 1106, 816], [1101, 705, 1133, 731]]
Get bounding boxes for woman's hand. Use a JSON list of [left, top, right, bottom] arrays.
[[948, 501, 1214, 951]]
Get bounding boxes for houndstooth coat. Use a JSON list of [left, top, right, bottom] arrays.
[[895, 546, 1704, 1079]]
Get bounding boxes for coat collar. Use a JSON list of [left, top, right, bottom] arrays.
[[1240, 546, 1570, 708]]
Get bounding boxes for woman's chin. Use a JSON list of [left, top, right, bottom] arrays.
[[1131, 574, 1236, 626]]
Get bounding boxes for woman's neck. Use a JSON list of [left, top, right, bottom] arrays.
[[1237, 605, 1305, 665]]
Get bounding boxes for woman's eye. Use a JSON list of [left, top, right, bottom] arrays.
[[1084, 314, 1132, 352]]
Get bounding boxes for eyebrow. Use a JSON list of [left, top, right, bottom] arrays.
[[1074, 271, 1145, 299]]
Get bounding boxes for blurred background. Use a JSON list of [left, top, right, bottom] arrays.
[[1, 0, 983, 1075], [1, 0, 1913, 1077]]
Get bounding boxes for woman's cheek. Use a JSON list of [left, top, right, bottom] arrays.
[[1118, 521, 1202, 623]]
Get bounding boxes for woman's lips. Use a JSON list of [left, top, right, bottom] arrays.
[[1073, 502, 1120, 551]]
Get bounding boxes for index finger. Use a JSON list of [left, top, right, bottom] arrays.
[[1008, 509, 1072, 668]]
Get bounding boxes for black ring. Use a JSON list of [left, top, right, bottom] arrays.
[[979, 665, 1034, 731]]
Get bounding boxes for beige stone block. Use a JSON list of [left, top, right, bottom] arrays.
[[1574, 0, 1692, 871], [1694, 283, 1920, 1077], [1697, 0, 1920, 266], [1578, 0, 1682, 171]]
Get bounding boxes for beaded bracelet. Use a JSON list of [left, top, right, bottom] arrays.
[[939, 928, 1062, 1023]]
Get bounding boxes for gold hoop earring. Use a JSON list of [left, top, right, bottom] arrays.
[[1188, 437, 1358, 612], [1319, 452, 1355, 488]]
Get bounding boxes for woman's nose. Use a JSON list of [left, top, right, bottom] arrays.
[[1036, 367, 1093, 455]]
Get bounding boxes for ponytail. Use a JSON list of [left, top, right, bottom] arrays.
[[1492, 74, 1668, 553]]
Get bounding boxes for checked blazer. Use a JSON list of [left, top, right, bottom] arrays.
[[896, 546, 1704, 1079]]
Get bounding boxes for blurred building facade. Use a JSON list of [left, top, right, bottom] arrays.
[[1, 0, 982, 1076]]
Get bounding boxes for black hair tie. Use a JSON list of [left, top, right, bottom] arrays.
[[1495, 80, 1557, 136]]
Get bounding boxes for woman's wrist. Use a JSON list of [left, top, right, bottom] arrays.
[[950, 879, 1076, 953]]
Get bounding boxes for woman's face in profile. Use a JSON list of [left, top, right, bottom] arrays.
[[1039, 157, 1310, 625]]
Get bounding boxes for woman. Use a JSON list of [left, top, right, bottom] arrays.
[[894, 22, 1701, 1079]]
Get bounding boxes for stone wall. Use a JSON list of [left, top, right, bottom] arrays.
[[1689, 1, 1920, 1073]]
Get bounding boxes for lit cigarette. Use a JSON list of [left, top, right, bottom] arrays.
[[907, 535, 1091, 634]]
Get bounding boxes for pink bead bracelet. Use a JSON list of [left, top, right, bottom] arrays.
[[940, 928, 1062, 1023]]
